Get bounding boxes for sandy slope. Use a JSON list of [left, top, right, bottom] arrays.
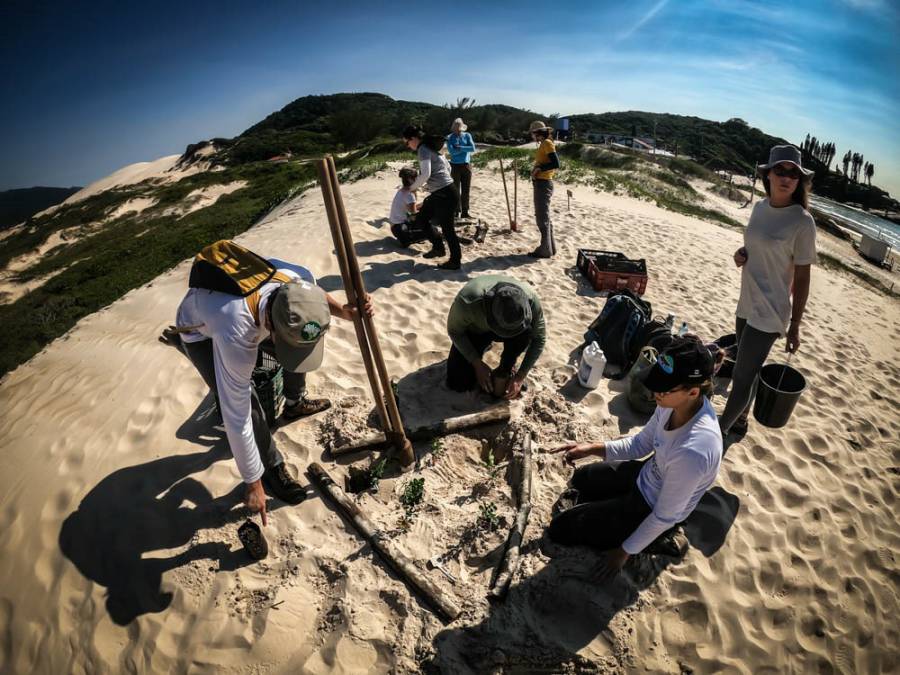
[[0, 164, 898, 674]]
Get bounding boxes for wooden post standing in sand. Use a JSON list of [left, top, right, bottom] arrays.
[[330, 406, 511, 457], [513, 160, 518, 228], [307, 462, 462, 622], [316, 157, 414, 466], [489, 430, 533, 600], [499, 159, 515, 232]]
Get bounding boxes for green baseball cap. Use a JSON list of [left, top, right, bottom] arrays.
[[270, 280, 331, 373]]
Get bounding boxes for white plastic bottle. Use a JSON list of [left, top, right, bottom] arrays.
[[577, 341, 607, 389]]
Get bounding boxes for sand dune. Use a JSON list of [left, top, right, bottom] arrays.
[[0, 163, 897, 673]]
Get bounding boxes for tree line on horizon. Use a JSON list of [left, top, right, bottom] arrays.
[[802, 133, 875, 187]]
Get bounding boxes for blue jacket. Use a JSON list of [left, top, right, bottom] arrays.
[[446, 132, 476, 165]]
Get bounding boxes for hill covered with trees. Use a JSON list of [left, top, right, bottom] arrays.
[[0, 186, 82, 230]]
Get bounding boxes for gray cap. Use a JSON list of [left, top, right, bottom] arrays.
[[758, 145, 814, 177], [269, 280, 331, 373], [486, 282, 532, 338]]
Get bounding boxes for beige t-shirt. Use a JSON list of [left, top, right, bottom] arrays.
[[736, 199, 817, 335]]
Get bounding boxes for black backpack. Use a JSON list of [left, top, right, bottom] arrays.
[[584, 289, 652, 376]]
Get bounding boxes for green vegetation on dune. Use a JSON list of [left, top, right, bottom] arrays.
[[0, 160, 317, 376]]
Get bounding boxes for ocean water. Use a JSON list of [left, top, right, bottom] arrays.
[[810, 196, 900, 250]]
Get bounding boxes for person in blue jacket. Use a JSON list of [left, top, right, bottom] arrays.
[[447, 118, 476, 219]]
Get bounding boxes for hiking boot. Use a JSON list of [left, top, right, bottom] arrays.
[[423, 247, 446, 259], [263, 464, 308, 504], [438, 260, 461, 270], [552, 487, 580, 517], [730, 414, 749, 437], [646, 526, 689, 558], [282, 397, 331, 421], [527, 249, 551, 259]]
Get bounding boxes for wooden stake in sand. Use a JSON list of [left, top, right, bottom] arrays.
[[307, 462, 462, 622], [499, 158, 516, 232], [330, 406, 511, 457], [316, 157, 414, 466], [513, 159, 518, 228], [489, 430, 533, 600]]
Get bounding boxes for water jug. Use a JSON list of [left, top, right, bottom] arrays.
[[577, 341, 607, 389]]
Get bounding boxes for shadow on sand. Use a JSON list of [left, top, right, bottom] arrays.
[[58, 395, 282, 625], [425, 486, 740, 672]]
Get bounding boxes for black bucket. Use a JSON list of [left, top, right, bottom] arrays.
[[753, 363, 806, 428]]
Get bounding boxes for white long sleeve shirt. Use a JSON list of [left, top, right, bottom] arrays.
[[604, 397, 722, 554], [176, 259, 314, 483]]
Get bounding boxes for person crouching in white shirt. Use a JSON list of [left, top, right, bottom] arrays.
[[548, 336, 722, 579]]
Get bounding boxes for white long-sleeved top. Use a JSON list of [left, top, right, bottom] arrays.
[[176, 259, 314, 483], [604, 397, 722, 554]]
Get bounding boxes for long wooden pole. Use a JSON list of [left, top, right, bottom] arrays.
[[323, 156, 414, 466], [498, 159, 515, 232], [316, 160, 390, 431], [330, 406, 511, 456], [307, 463, 462, 622], [489, 431, 533, 600], [513, 159, 518, 228]]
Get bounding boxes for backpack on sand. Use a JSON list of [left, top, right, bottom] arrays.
[[627, 346, 659, 414], [189, 240, 292, 325], [584, 289, 652, 377]]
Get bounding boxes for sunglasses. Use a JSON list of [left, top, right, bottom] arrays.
[[771, 165, 802, 179]]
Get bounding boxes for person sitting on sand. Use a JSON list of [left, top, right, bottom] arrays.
[[402, 125, 462, 270], [548, 336, 721, 579], [389, 167, 428, 247], [161, 245, 373, 524], [720, 145, 816, 438], [447, 117, 476, 219], [526, 120, 560, 258], [446, 275, 546, 400]]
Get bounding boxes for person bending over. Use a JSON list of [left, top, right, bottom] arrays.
[[548, 336, 722, 578], [446, 275, 545, 400], [402, 125, 462, 270], [162, 242, 373, 525]]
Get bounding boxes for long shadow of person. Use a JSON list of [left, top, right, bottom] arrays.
[[425, 487, 740, 672], [58, 399, 282, 626]]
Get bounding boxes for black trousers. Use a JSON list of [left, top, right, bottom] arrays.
[[446, 330, 531, 392], [181, 338, 287, 469], [547, 460, 651, 550], [416, 184, 461, 263], [450, 163, 472, 216]]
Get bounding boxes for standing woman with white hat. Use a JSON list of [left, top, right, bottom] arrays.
[[720, 145, 817, 439], [526, 120, 560, 258], [447, 118, 476, 219]]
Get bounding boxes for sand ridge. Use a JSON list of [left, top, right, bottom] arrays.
[[0, 163, 898, 673]]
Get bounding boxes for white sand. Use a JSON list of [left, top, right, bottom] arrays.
[[0, 165, 898, 673]]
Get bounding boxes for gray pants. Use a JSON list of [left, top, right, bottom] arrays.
[[181, 338, 308, 470], [719, 317, 779, 433], [533, 179, 556, 256]]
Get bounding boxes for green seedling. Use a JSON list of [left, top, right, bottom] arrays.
[[347, 456, 388, 494], [430, 438, 445, 458], [477, 501, 500, 531], [399, 477, 425, 520]]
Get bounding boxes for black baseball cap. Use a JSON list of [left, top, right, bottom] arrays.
[[643, 336, 715, 393]]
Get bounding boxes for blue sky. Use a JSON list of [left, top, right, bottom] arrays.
[[1, 0, 898, 195]]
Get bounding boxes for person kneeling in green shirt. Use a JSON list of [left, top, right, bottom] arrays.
[[446, 275, 546, 399]]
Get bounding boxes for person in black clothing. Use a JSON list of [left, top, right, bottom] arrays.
[[402, 125, 462, 270]]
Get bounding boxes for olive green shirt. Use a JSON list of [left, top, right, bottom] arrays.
[[446, 275, 546, 375]]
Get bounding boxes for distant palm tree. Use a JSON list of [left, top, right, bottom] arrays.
[[842, 150, 852, 178], [866, 162, 875, 187]]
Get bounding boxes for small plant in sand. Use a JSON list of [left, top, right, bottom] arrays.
[[347, 457, 388, 494], [399, 477, 425, 520], [477, 501, 501, 531], [429, 437, 445, 459]]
